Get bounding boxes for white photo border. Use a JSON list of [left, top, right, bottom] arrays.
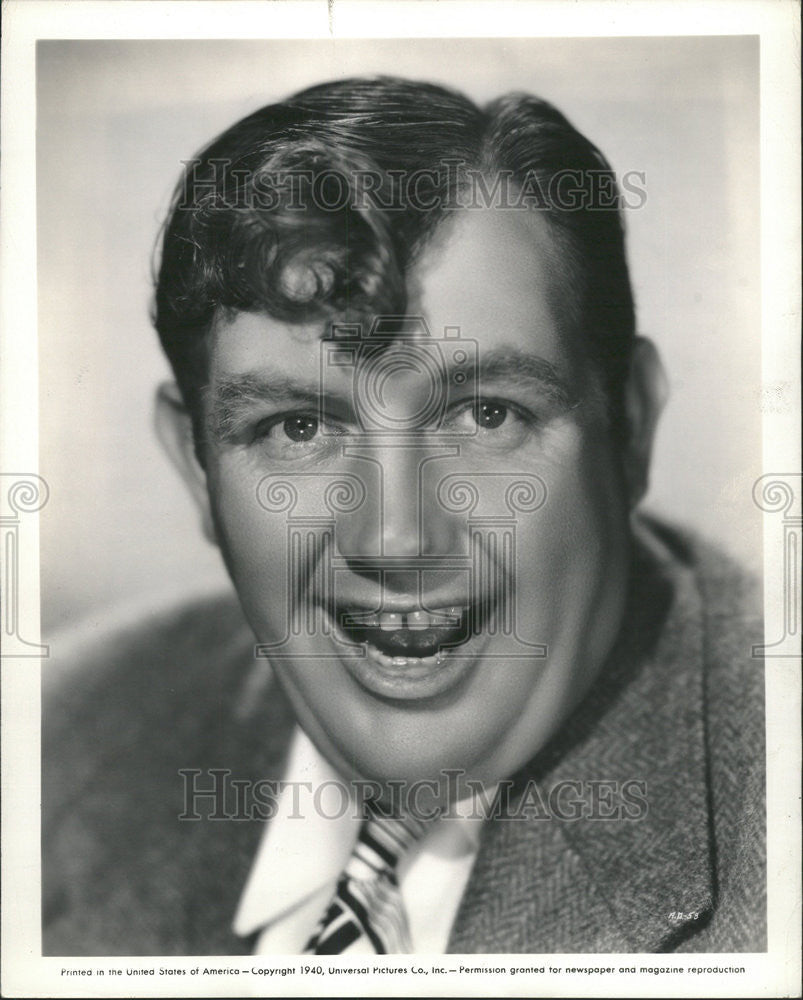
[[1, 2, 800, 998]]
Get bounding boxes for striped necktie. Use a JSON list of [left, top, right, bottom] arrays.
[[304, 804, 426, 954]]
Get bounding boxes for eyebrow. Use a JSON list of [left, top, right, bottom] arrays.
[[474, 347, 575, 409], [209, 372, 322, 442], [208, 345, 578, 443]]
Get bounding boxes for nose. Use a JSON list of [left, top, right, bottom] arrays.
[[334, 440, 465, 571]]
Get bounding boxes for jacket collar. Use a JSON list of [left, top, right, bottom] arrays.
[[448, 521, 714, 953]]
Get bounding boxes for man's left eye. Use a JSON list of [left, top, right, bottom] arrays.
[[472, 401, 508, 429], [447, 397, 534, 449]]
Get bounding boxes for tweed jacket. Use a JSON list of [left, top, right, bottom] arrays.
[[42, 517, 766, 955]]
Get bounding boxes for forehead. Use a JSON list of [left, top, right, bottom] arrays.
[[210, 207, 584, 378], [410, 207, 578, 340]]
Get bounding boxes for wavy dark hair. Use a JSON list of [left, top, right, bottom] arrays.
[[153, 76, 636, 439]]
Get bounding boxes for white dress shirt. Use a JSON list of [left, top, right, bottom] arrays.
[[232, 728, 488, 954]]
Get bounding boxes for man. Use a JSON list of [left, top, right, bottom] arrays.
[[42, 76, 765, 954]]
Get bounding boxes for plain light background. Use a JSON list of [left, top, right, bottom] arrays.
[[37, 36, 761, 635]]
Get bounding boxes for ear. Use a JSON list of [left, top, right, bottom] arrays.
[[154, 382, 217, 545], [622, 336, 668, 508]]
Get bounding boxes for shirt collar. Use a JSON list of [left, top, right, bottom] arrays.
[[232, 727, 355, 937], [232, 727, 488, 938]]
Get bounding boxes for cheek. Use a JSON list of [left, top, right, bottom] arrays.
[[538, 433, 630, 652], [460, 438, 630, 779], [207, 463, 291, 630], [512, 432, 630, 669], [535, 427, 628, 567]]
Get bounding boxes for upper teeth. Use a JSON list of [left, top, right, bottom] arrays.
[[342, 606, 464, 629]]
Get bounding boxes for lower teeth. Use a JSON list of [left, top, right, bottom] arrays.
[[364, 642, 445, 670]]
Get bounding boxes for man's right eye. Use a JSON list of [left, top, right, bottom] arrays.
[[251, 412, 348, 457], [254, 413, 322, 445], [279, 415, 320, 442]]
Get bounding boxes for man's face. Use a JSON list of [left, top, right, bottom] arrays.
[[196, 208, 632, 793]]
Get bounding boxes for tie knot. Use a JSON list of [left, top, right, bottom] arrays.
[[344, 805, 427, 882]]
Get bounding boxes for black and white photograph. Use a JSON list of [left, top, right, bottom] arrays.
[[1, 2, 800, 997]]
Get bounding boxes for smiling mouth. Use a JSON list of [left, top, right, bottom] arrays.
[[333, 604, 475, 661], [320, 597, 493, 700]]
